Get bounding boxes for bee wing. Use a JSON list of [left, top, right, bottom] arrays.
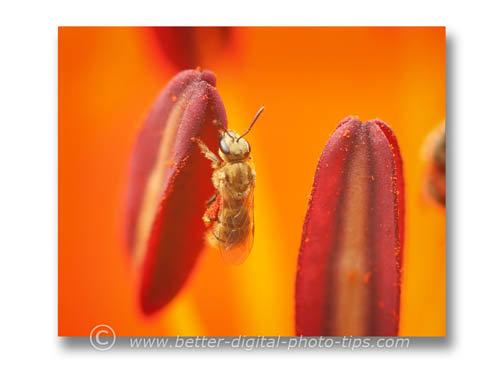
[[217, 182, 254, 265]]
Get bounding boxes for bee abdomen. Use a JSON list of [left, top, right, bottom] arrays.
[[211, 207, 250, 247], [211, 222, 250, 248]]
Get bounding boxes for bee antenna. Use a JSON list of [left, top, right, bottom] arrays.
[[238, 106, 264, 141], [214, 119, 234, 140]]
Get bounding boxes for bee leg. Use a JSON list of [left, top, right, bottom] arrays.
[[205, 193, 217, 207], [193, 137, 221, 167], [203, 193, 221, 226]]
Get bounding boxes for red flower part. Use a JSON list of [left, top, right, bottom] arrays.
[[150, 27, 233, 70], [423, 122, 446, 206], [125, 69, 226, 315], [295, 117, 405, 336]]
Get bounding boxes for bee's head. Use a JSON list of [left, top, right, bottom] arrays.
[[219, 130, 250, 161], [218, 107, 264, 162]]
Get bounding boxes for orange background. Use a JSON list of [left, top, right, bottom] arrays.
[[58, 27, 445, 336]]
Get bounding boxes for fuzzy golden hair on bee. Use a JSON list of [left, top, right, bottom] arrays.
[[195, 107, 264, 264]]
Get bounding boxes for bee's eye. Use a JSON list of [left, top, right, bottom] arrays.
[[219, 138, 230, 154], [246, 142, 251, 154]]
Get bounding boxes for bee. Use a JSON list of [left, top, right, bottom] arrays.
[[194, 107, 264, 265]]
